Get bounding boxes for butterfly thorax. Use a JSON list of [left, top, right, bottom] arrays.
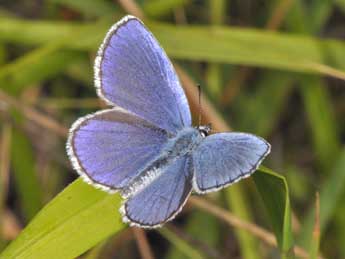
[[121, 127, 205, 198], [163, 127, 204, 158]]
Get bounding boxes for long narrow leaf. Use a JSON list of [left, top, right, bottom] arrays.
[[298, 149, 345, 249], [11, 128, 42, 221], [299, 76, 341, 170], [158, 228, 204, 259], [254, 167, 294, 258], [0, 179, 124, 259], [48, 0, 117, 17], [1, 18, 345, 77], [0, 46, 85, 95], [225, 184, 259, 259]]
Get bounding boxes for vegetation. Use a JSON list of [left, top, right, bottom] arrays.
[[0, 0, 344, 258]]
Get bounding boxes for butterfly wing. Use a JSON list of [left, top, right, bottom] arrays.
[[121, 155, 193, 227], [192, 133, 270, 193], [67, 107, 168, 192], [95, 15, 191, 134]]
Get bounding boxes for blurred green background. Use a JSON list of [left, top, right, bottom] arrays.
[[0, 0, 345, 258]]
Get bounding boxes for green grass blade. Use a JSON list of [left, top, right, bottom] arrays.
[[158, 228, 204, 259], [254, 167, 294, 258], [0, 179, 124, 259], [0, 121, 11, 249], [309, 193, 320, 259], [0, 18, 92, 46], [299, 76, 341, 170], [334, 0, 345, 14], [0, 17, 112, 51], [298, 149, 345, 249], [2, 18, 345, 78], [166, 211, 220, 259], [206, 0, 225, 99], [10, 128, 43, 221], [48, 0, 117, 17], [309, 0, 333, 33], [143, 0, 190, 18], [225, 184, 259, 259], [233, 70, 294, 136], [285, 3, 343, 254], [206, 63, 222, 98], [148, 22, 345, 78], [0, 45, 85, 95]]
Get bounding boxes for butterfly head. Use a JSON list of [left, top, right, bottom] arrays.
[[197, 124, 212, 137]]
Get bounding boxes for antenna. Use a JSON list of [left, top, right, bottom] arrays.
[[197, 84, 202, 127]]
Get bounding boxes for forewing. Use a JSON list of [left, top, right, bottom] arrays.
[[121, 155, 193, 227], [67, 107, 168, 192], [192, 133, 270, 193], [95, 15, 191, 134]]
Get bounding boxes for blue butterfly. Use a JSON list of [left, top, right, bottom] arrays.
[[67, 15, 270, 228]]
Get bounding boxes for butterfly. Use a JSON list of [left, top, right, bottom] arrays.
[[66, 15, 271, 228]]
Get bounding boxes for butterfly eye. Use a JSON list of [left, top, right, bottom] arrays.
[[199, 130, 208, 137], [198, 124, 211, 137]]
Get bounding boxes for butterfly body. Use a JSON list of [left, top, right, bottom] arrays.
[[121, 126, 204, 198], [67, 15, 270, 228]]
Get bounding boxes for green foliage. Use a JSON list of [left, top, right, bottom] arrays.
[[158, 228, 204, 259], [254, 167, 294, 258], [299, 76, 340, 170], [143, 0, 191, 18], [298, 150, 345, 249], [0, 179, 124, 259], [0, 1, 344, 258], [166, 211, 220, 259], [10, 127, 43, 221], [1, 17, 345, 77], [48, 0, 117, 17]]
